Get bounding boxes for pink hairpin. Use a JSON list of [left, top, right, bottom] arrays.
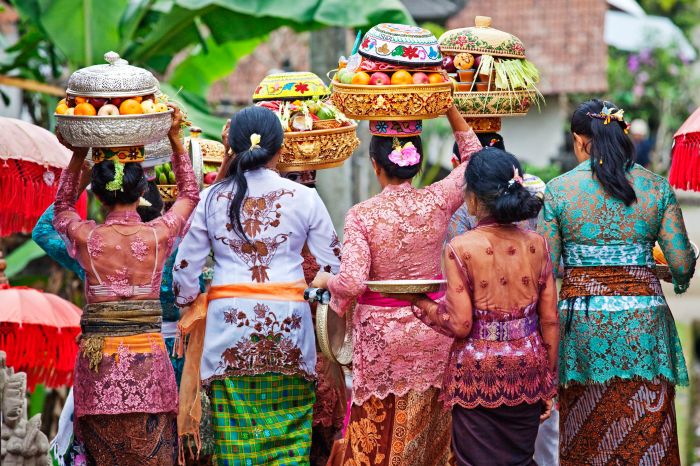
[[508, 166, 523, 187]]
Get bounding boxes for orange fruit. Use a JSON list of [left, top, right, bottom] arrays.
[[428, 73, 446, 84], [119, 99, 144, 115], [133, 96, 143, 103], [351, 71, 371, 85], [75, 96, 88, 104], [55, 103, 69, 115], [390, 70, 413, 85], [74, 102, 97, 116]]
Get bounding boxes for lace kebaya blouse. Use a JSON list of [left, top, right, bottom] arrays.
[[327, 130, 482, 404], [414, 221, 559, 409], [52, 150, 199, 417], [539, 160, 696, 387]]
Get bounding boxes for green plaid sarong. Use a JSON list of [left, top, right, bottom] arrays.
[[210, 374, 315, 466]]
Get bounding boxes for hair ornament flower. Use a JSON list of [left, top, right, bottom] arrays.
[[489, 138, 499, 147], [587, 105, 626, 126], [138, 196, 152, 207], [105, 159, 125, 192], [388, 139, 421, 167], [508, 166, 523, 188], [250, 133, 261, 150]]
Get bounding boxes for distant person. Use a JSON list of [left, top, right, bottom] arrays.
[[630, 118, 654, 168]]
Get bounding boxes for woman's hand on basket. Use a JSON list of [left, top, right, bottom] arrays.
[[168, 103, 185, 138]]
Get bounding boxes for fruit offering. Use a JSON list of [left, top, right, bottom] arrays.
[[256, 99, 352, 132], [55, 93, 169, 116], [438, 16, 543, 120], [335, 68, 448, 86]]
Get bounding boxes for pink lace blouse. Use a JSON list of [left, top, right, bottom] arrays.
[[327, 130, 482, 404], [414, 220, 560, 409], [53, 149, 199, 417]]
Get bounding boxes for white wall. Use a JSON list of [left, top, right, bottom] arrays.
[[499, 97, 566, 167]]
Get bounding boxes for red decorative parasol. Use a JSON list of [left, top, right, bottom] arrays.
[[669, 106, 700, 191], [0, 254, 82, 390], [0, 116, 87, 236]]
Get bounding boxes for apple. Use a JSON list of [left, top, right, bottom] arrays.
[[66, 96, 76, 107], [97, 104, 120, 116], [442, 55, 456, 73], [337, 68, 355, 84], [141, 100, 157, 114], [412, 72, 430, 84], [89, 97, 108, 109], [369, 72, 390, 86], [65, 108, 75, 115], [110, 97, 124, 107], [204, 172, 217, 185], [154, 102, 168, 113]]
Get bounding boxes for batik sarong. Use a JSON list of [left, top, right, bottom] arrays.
[[75, 412, 177, 466], [209, 374, 315, 465], [330, 388, 452, 466], [560, 377, 680, 465]]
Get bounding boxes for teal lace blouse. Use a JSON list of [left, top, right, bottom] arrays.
[[539, 160, 696, 386]]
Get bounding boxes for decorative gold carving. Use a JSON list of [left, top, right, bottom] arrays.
[[331, 82, 453, 121], [278, 122, 360, 172]]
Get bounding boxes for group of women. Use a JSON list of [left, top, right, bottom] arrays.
[[42, 96, 695, 466]]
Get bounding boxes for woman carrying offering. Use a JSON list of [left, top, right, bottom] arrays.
[[312, 105, 481, 466], [53, 105, 199, 465], [397, 148, 559, 466], [173, 106, 340, 465], [539, 99, 696, 465]]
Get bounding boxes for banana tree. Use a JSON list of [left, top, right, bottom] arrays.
[[2, 0, 412, 137]]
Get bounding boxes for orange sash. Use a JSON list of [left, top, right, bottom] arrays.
[[176, 280, 306, 463]]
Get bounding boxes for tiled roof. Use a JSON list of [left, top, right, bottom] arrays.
[[447, 0, 609, 95]]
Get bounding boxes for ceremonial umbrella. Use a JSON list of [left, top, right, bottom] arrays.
[[0, 117, 87, 236], [0, 254, 82, 390], [669, 106, 700, 191]]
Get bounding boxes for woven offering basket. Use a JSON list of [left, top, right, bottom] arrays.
[[278, 122, 359, 172], [453, 89, 533, 117], [654, 242, 698, 282], [330, 81, 453, 121]]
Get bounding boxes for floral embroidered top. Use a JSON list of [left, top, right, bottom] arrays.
[[173, 168, 341, 383], [413, 220, 559, 409], [539, 160, 695, 387], [327, 129, 482, 404], [52, 150, 199, 417]]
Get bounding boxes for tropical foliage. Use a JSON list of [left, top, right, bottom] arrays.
[[1, 0, 412, 136]]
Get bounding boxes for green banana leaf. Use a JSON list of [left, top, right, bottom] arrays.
[[169, 36, 264, 96], [5, 240, 46, 279], [160, 82, 228, 139]]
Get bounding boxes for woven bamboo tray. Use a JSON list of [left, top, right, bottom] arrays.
[[330, 81, 453, 121], [453, 89, 534, 117]]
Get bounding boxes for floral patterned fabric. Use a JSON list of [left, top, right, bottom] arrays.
[[539, 160, 695, 387], [413, 220, 559, 409], [173, 168, 341, 383], [327, 129, 482, 404], [53, 150, 199, 417]]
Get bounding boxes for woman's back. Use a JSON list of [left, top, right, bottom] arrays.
[[543, 160, 694, 285], [351, 178, 462, 281]]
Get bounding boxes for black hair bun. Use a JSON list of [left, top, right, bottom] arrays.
[[369, 135, 423, 180], [91, 160, 147, 207]]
